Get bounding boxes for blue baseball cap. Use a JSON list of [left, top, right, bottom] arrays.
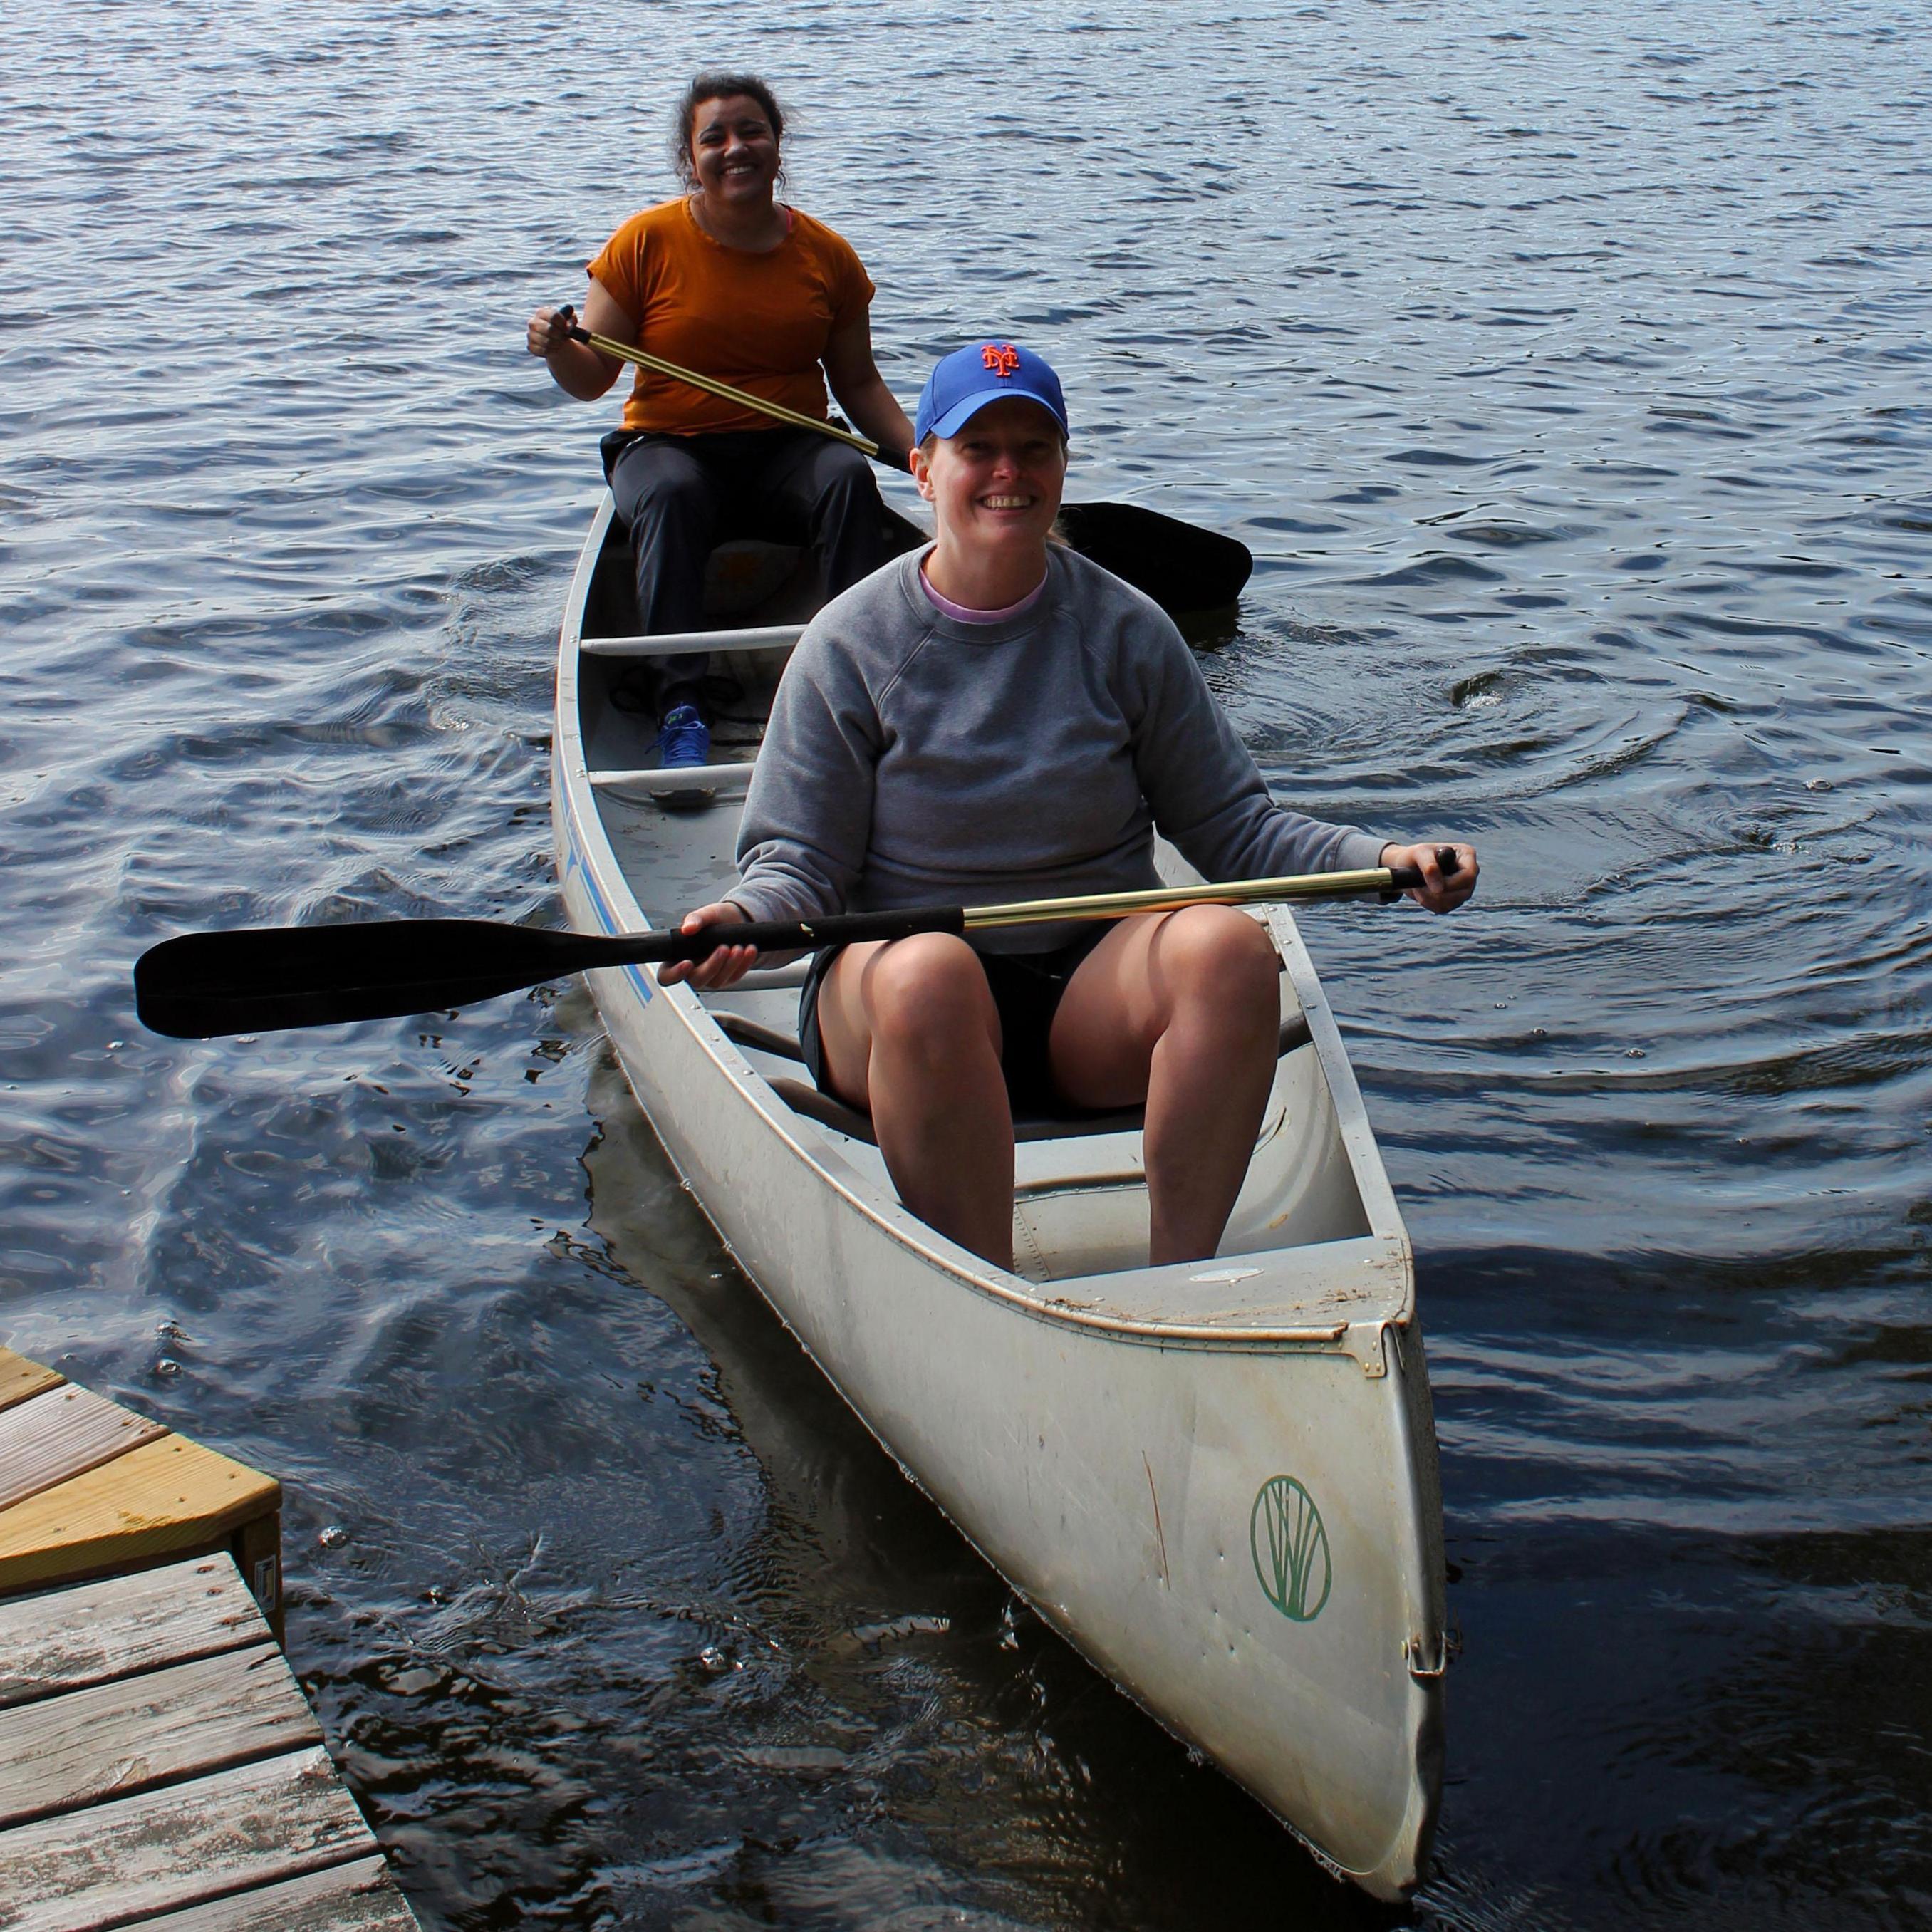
[[913, 340, 1070, 445]]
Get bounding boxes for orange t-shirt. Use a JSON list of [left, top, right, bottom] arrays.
[[587, 199, 876, 435]]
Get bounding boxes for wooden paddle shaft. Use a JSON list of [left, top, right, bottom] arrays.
[[647, 866, 1427, 964], [964, 866, 1418, 931], [564, 318, 881, 457]]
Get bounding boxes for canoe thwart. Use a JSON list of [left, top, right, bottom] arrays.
[[713, 1012, 806, 1062], [581, 623, 805, 659], [588, 762, 758, 796]]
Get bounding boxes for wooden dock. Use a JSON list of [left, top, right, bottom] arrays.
[[0, 1349, 280, 1625], [0, 1351, 420, 1928]]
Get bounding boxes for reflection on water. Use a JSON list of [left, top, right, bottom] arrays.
[[1, 0, 1929, 1924]]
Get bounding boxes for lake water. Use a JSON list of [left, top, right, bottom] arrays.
[[4, 0, 1928, 1924]]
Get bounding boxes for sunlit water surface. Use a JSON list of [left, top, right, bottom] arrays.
[[3, 1, 1928, 1926]]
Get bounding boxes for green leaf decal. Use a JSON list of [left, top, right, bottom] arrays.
[[1250, 1475, 1331, 1622]]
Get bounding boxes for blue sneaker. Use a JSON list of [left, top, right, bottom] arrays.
[[655, 702, 713, 811]]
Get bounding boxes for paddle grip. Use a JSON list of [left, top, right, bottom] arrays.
[[1378, 848, 1463, 903], [641, 906, 968, 964]]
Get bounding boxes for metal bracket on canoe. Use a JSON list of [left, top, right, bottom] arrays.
[[1404, 1626, 1450, 1681], [1336, 1320, 1391, 1378]]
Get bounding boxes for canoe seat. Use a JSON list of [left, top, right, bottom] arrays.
[[727, 1012, 1314, 1148]]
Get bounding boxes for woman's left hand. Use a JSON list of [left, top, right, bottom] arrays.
[[1380, 842, 1480, 913]]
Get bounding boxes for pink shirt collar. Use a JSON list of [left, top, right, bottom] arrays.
[[919, 556, 1049, 625]]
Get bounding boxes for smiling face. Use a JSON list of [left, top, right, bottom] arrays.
[[687, 94, 781, 205], [913, 397, 1069, 560]]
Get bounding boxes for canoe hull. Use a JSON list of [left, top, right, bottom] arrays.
[[552, 496, 1445, 1898]]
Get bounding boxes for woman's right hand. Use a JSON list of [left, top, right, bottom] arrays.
[[526, 303, 577, 359], [526, 281, 630, 400], [655, 902, 759, 990]]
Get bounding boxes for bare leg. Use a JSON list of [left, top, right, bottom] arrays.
[[816, 934, 1015, 1269], [1050, 908, 1282, 1265]]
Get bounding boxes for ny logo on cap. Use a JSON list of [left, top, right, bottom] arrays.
[[981, 343, 1021, 378]]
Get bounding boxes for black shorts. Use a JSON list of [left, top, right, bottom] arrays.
[[798, 923, 1118, 1119]]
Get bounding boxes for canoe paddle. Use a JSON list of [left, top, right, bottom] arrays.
[[135, 864, 1440, 1040], [559, 311, 1253, 612], [567, 316, 883, 455]]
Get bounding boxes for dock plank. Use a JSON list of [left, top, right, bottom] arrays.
[[0, 1641, 321, 1829], [0, 1435, 280, 1595], [0, 1384, 167, 1512], [0, 1545, 264, 1715], [0, 1554, 264, 1710], [0, 1348, 64, 1415], [117, 1856, 420, 1931], [0, 1743, 375, 1932]]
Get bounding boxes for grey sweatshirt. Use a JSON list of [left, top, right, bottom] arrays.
[[732, 546, 1386, 952]]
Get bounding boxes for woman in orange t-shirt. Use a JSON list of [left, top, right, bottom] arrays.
[[526, 72, 915, 781]]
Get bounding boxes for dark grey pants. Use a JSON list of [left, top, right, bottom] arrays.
[[608, 428, 898, 711]]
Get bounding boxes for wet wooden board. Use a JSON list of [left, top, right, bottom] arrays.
[[0, 1433, 280, 1595], [0, 1554, 264, 1710], [0, 1364, 407, 1926], [0, 1743, 375, 1932], [130, 1856, 422, 1931], [0, 1346, 64, 1414], [0, 1553, 419, 1927], [0, 1641, 321, 1829], [0, 1382, 167, 1512]]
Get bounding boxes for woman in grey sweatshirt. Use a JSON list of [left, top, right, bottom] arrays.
[[662, 341, 1478, 1270]]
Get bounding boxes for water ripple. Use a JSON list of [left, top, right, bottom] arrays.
[[3, 0, 1931, 1925]]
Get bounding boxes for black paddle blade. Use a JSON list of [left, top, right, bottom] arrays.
[[134, 919, 616, 1039], [877, 499, 1250, 616], [133, 905, 973, 1040], [1057, 502, 1252, 613]]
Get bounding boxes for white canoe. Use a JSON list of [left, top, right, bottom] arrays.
[[551, 495, 1448, 1899]]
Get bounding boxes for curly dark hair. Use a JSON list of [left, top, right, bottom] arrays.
[[670, 73, 788, 187]]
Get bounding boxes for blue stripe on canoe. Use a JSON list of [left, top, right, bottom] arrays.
[[556, 774, 654, 1005]]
